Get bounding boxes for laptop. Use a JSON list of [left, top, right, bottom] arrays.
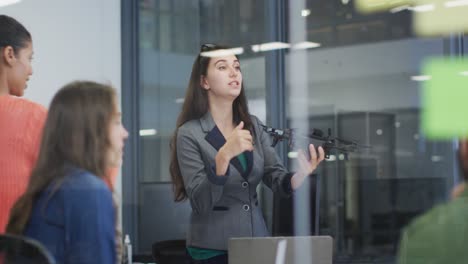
[[228, 236, 333, 264]]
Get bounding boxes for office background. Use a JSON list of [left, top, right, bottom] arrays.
[[122, 1, 468, 263], [2, 0, 467, 263]]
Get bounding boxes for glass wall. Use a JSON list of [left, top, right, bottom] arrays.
[[137, 0, 271, 253], [284, 0, 460, 263], [128, 0, 466, 262]]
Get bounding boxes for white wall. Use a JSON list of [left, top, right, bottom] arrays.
[[1, 0, 122, 198]]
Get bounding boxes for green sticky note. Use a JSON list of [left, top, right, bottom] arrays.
[[414, 0, 468, 37], [355, 0, 412, 14], [422, 58, 468, 139]]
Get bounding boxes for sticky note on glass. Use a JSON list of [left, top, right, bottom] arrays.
[[414, 0, 468, 36], [355, 0, 412, 13], [422, 58, 468, 139]]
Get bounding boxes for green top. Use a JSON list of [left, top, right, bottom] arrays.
[[398, 189, 468, 264], [237, 152, 247, 172], [187, 153, 248, 260], [186, 247, 226, 260]]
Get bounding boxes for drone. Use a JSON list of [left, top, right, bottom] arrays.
[[261, 125, 369, 160]]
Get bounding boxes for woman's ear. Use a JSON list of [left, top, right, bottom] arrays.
[[200, 75, 209, 90], [2, 46, 16, 66]]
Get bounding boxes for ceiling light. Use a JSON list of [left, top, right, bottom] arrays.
[[301, 9, 311, 17], [0, 0, 21, 7], [409, 4, 435, 12], [411, 75, 432, 81], [445, 0, 468, 8], [292, 41, 321, 49], [251, 42, 290, 52], [390, 5, 410, 13], [459, 71, 468, 76], [139, 129, 157, 137], [200, 47, 244, 58], [288, 151, 298, 159]]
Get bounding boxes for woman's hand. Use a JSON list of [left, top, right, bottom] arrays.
[[291, 144, 325, 190], [215, 121, 253, 175]]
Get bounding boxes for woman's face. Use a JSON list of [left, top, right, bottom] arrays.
[[6, 41, 34, 96], [107, 105, 129, 168], [200, 55, 242, 100]]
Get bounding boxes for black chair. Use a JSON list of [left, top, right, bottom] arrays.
[[0, 233, 55, 264], [152, 239, 188, 264]]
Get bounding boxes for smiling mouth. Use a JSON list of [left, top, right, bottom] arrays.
[[229, 81, 239, 86]]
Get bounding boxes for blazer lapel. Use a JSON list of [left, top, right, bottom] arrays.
[[202, 112, 247, 177]]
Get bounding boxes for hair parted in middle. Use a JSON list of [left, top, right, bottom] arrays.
[[169, 44, 254, 202]]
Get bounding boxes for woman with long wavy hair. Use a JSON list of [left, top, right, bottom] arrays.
[[169, 44, 324, 264], [6, 81, 128, 263]]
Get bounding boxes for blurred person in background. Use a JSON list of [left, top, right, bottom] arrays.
[[398, 139, 468, 264], [6, 81, 128, 263], [0, 14, 47, 233]]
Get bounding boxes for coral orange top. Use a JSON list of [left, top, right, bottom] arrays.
[[0, 95, 47, 233]]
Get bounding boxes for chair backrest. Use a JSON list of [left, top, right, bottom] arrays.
[[152, 239, 188, 264], [0, 233, 55, 264]]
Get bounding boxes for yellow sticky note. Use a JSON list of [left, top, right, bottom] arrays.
[[414, 0, 468, 36], [355, 0, 412, 14], [422, 58, 468, 139]]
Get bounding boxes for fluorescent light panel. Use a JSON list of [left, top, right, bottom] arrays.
[[252, 42, 291, 52], [200, 47, 244, 58], [445, 0, 468, 8], [409, 4, 434, 12], [411, 75, 432, 81], [139, 129, 157, 136], [292, 41, 321, 49], [390, 5, 410, 13], [0, 0, 21, 7], [301, 9, 311, 17]]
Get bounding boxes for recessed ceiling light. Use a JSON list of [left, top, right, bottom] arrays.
[[301, 9, 311, 17]]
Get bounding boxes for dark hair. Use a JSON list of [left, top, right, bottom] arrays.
[[6, 81, 116, 234], [169, 44, 254, 202], [0, 15, 32, 55]]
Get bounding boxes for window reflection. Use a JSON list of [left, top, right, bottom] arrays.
[[134, 0, 461, 261]]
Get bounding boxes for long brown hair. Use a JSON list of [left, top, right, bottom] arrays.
[[6, 81, 116, 234], [170, 44, 254, 202]]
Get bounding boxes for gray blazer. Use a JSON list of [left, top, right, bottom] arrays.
[[176, 112, 293, 250]]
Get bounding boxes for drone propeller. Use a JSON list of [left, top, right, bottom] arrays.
[[261, 125, 370, 160]]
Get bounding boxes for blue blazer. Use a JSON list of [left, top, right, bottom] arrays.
[[176, 113, 294, 250], [24, 168, 116, 264]]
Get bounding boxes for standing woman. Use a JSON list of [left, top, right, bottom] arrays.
[[0, 15, 47, 232], [170, 44, 325, 264], [6, 81, 129, 263]]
